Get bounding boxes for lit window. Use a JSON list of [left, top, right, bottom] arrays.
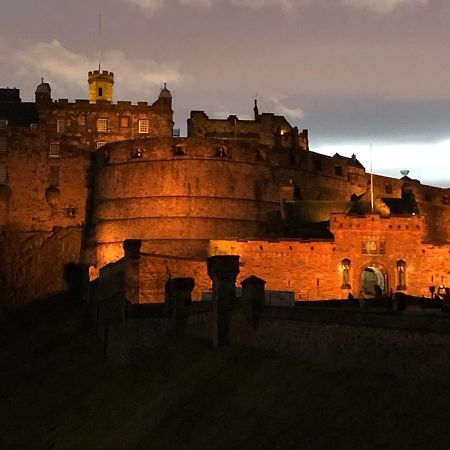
[[30, 123, 38, 132], [78, 115, 86, 126], [0, 138, 8, 159], [0, 164, 8, 184], [49, 166, 59, 187], [139, 119, 149, 134], [396, 260, 406, 291], [0, 119, 8, 129], [49, 142, 61, 159], [120, 116, 130, 128], [341, 259, 351, 289], [56, 119, 64, 133], [65, 207, 77, 218], [96, 118, 108, 133], [96, 141, 106, 149]]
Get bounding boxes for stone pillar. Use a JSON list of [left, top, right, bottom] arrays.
[[171, 278, 194, 336], [207, 255, 240, 348], [123, 239, 141, 304], [242, 275, 265, 329]]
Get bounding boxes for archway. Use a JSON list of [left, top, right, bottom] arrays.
[[360, 265, 388, 297]]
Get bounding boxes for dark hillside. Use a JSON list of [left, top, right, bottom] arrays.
[[1, 297, 450, 450]]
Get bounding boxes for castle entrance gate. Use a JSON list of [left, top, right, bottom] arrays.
[[360, 265, 388, 297]]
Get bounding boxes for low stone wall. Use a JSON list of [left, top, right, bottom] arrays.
[[230, 307, 450, 381], [93, 253, 450, 381]]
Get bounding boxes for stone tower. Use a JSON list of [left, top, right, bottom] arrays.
[[35, 78, 52, 104], [88, 70, 114, 103]]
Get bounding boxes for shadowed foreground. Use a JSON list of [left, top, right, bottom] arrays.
[[1, 296, 450, 450]]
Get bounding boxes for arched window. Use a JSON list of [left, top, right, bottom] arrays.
[[341, 258, 351, 289], [397, 260, 406, 291]]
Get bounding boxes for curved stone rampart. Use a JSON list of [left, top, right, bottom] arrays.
[[93, 137, 372, 267]]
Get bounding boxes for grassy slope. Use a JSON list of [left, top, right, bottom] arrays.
[[1, 297, 450, 450]]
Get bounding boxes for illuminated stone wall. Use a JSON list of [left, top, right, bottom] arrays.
[[93, 137, 375, 268], [0, 127, 90, 231], [209, 214, 450, 300]]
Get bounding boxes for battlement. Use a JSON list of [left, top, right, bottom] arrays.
[[0, 88, 21, 103], [88, 70, 114, 78], [188, 108, 307, 149]]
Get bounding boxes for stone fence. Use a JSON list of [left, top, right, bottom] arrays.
[[90, 240, 450, 381]]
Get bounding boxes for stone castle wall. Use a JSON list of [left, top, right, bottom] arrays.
[[93, 137, 374, 268]]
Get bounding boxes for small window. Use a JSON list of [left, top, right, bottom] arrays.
[[335, 165, 343, 177], [96, 141, 106, 149], [96, 118, 108, 133], [78, 114, 86, 126], [49, 166, 59, 187], [443, 196, 449, 205], [385, 184, 393, 194], [397, 260, 407, 291], [30, 123, 38, 132], [98, 87, 103, 97], [49, 142, 61, 159], [0, 138, 8, 159], [132, 148, 143, 158], [65, 207, 77, 218], [139, 119, 149, 134], [0, 164, 8, 184], [215, 146, 228, 158], [56, 119, 64, 133], [424, 192, 433, 201], [0, 119, 8, 129], [313, 159, 322, 171], [120, 116, 130, 128], [172, 128, 181, 138], [173, 145, 186, 156], [341, 258, 351, 289]]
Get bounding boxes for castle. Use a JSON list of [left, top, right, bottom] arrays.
[[0, 68, 449, 304]]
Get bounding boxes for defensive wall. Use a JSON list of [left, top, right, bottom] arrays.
[[211, 214, 450, 300], [188, 109, 309, 149], [93, 252, 450, 382], [93, 137, 370, 267]]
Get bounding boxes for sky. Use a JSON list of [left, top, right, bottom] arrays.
[[1, 0, 450, 187]]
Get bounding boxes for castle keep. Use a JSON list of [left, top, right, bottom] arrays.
[[0, 69, 449, 304]]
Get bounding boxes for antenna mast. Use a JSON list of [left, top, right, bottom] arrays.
[[98, 13, 102, 71]]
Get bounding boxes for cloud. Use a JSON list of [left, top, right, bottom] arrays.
[[122, 0, 212, 14], [119, 0, 428, 15], [341, 0, 429, 15], [122, 0, 164, 13], [0, 37, 185, 100], [271, 96, 305, 121], [230, 0, 300, 12], [179, 0, 213, 7]]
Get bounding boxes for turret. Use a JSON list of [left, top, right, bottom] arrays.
[[88, 70, 114, 103], [35, 78, 52, 105], [152, 83, 172, 111]]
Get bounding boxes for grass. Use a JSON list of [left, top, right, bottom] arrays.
[[1, 296, 450, 450]]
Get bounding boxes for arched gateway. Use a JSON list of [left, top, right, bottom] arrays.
[[360, 265, 389, 297]]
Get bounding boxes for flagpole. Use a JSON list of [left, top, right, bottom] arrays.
[[370, 143, 374, 212]]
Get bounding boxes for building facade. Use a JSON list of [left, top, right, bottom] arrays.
[[0, 69, 449, 304]]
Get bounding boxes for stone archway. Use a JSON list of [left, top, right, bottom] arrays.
[[360, 265, 389, 297]]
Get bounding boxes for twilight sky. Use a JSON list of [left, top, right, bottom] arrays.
[[1, 0, 450, 187]]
